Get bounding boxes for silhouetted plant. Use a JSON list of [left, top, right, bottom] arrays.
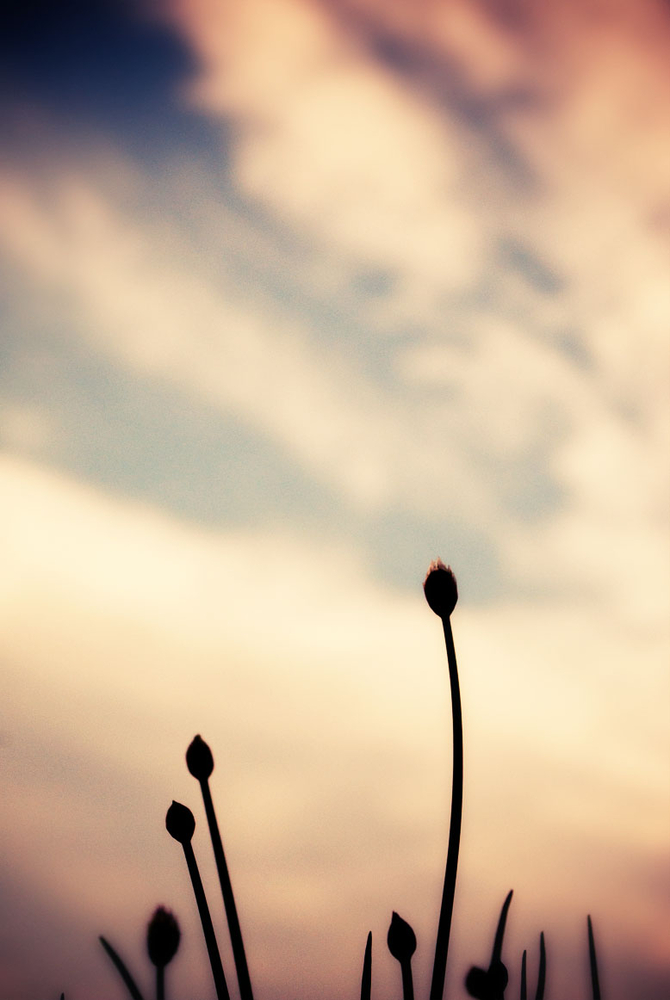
[[147, 906, 180, 1000], [187, 734, 255, 1000], [165, 801, 230, 1000], [465, 890, 512, 1000], [387, 911, 417, 1000], [587, 916, 601, 1000], [360, 931, 372, 1000], [99, 934, 145, 1000], [423, 560, 463, 1000], [95, 559, 608, 1000]]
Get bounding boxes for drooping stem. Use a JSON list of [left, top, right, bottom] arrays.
[[182, 840, 230, 1000], [360, 932, 372, 1000], [587, 916, 601, 1000], [429, 615, 464, 1000], [200, 776, 254, 1000]]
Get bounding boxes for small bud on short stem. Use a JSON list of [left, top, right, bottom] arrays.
[[147, 907, 181, 968]]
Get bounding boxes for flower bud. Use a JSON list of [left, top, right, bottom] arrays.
[[147, 906, 181, 967], [423, 560, 458, 618], [165, 801, 195, 843], [387, 911, 417, 962], [186, 735, 214, 780], [465, 961, 508, 999]]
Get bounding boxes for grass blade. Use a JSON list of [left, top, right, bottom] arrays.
[[587, 916, 601, 1000], [99, 936, 145, 1000], [535, 933, 546, 1000], [360, 932, 372, 1000]]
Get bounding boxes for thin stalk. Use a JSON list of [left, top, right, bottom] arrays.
[[400, 956, 415, 1000], [99, 937, 145, 1000], [182, 840, 230, 1000], [520, 950, 527, 1000], [360, 932, 372, 1000], [587, 916, 601, 1000], [429, 615, 464, 1000], [199, 776, 254, 1000], [535, 933, 546, 1000], [156, 964, 165, 1000]]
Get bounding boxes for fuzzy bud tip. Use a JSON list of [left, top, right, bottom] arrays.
[[423, 560, 458, 618], [147, 906, 181, 967]]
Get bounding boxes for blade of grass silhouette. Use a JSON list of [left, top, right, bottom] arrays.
[[388, 912, 416, 1000], [360, 932, 372, 1000], [587, 916, 601, 1000], [166, 801, 230, 1000], [187, 736, 254, 1000], [424, 562, 462, 1000], [99, 936, 145, 1000], [520, 950, 527, 1000], [535, 934, 546, 1000], [490, 891, 513, 966]]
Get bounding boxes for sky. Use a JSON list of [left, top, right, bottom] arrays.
[[0, 1, 669, 998]]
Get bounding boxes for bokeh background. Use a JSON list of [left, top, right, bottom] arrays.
[[1, 1, 669, 998]]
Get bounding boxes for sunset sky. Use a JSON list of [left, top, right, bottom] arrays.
[[1, 1, 669, 999]]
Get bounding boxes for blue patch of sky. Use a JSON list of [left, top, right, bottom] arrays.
[[0, 0, 224, 169], [0, 321, 505, 602]]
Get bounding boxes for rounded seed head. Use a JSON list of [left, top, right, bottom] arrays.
[[465, 961, 508, 1000], [186, 735, 214, 780], [423, 560, 458, 618], [165, 801, 195, 843], [147, 906, 181, 967], [387, 911, 417, 962]]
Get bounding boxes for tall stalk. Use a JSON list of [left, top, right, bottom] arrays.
[[424, 561, 462, 1000], [165, 801, 230, 1000], [187, 736, 254, 1000]]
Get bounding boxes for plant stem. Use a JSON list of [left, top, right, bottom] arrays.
[[535, 933, 546, 1000], [587, 916, 601, 1000], [429, 615, 464, 1000], [99, 936, 145, 1000], [401, 956, 415, 1000], [520, 950, 527, 1000], [182, 840, 230, 1000], [156, 964, 164, 1000], [360, 932, 372, 1000], [200, 776, 254, 1000]]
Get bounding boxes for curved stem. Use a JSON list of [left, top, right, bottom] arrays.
[[99, 936, 145, 1000], [429, 615, 464, 1000], [520, 950, 527, 1000]]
